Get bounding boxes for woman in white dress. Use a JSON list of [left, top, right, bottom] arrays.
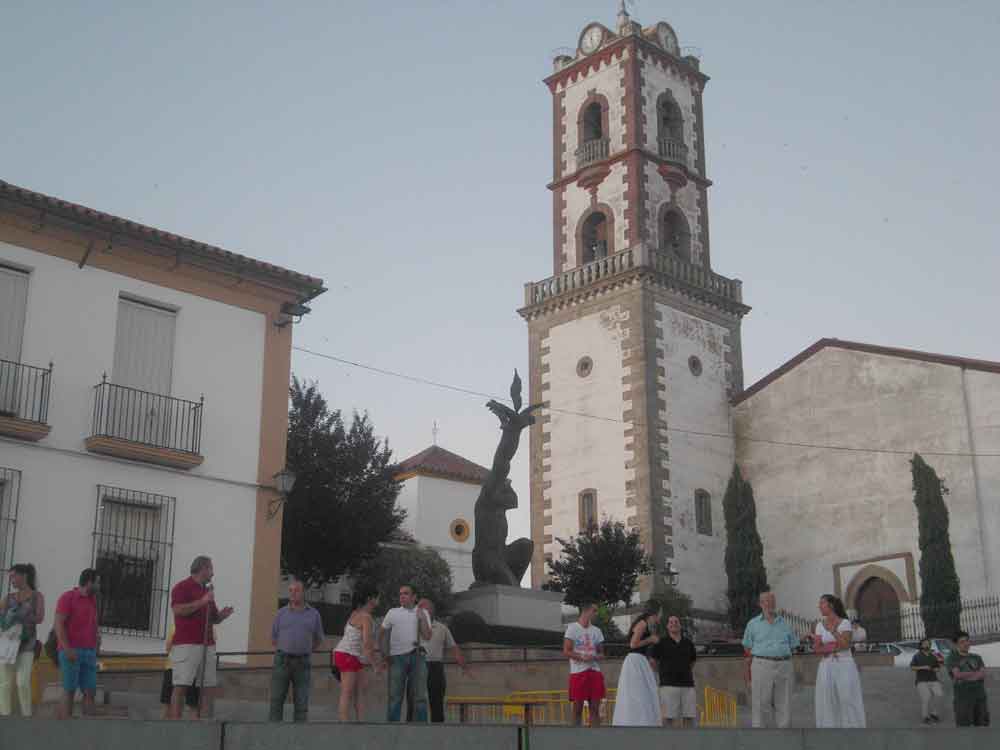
[[612, 607, 662, 726], [812, 594, 866, 728]]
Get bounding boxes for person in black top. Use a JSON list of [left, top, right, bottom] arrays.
[[910, 638, 943, 724], [652, 614, 697, 727]]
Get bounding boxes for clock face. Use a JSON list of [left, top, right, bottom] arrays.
[[581, 25, 604, 54], [657, 23, 679, 55]]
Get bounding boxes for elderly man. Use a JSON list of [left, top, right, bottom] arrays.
[[404, 598, 467, 723], [742, 591, 797, 728], [169, 556, 234, 719], [269, 578, 324, 722]]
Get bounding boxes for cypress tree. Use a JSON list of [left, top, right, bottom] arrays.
[[911, 453, 962, 637], [723, 464, 769, 632]]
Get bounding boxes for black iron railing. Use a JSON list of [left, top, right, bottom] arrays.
[[91, 376, 203, 455], [0, 359, 52, 423]]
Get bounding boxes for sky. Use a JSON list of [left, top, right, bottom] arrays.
[[2, 1, 998, 555]]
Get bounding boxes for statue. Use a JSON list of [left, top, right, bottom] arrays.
[[472, 370, 541, 587]]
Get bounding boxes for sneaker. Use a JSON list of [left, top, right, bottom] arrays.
[[929, 714, 941, 723], [922, 717, 934, 725]]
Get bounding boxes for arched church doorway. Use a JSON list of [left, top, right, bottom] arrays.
[[855, 577, 901, 642]]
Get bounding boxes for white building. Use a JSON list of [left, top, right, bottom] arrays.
[[395, 445, 488, 593], [0, 179, 324, 654]]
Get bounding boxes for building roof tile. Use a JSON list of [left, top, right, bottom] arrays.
[[395, 445, 490, 485]]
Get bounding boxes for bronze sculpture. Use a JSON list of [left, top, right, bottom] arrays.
[[471, 370, 540, 587]]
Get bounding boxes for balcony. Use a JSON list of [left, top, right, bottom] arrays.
[[85, 377, 204, 470], [521, 244, 748, 317], [0, 359, 52, 442], [658, 137, 689, 167], [576, 138, 609, 169]]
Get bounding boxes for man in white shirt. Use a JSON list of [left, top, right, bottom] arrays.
[[379, 583, 432, 722], [563, 602, 605, 727]]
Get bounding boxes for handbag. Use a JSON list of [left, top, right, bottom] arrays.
[[0, 622, 23, 665]]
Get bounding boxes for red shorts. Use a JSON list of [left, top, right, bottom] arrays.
[[568, 669, 606, 703], [334, 651, 364, 673]]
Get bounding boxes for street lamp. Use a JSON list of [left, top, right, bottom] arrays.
[[267, 468, 297, 519], [664, 562, 680, 588]]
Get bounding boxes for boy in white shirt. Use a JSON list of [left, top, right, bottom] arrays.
[[563, 602, 605, 727]]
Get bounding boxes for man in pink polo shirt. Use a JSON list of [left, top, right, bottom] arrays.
[[53, 568, 100, 720]]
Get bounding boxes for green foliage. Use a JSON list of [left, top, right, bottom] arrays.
[[281, 378, 405, 589], [542, 519, 653, 610], [723, 464, 769, 632], [354, 542, 454, 617], [911, 454, 962, 637], [646, 586, 696, 637], [592, 604, 626, 642]]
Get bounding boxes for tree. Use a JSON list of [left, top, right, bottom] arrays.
[[911, 453, 962, 637], [281, 378, 405, 589], [354, 542, 454, 616], [543, 519, 653, 610], [646, 586, 695, 636], [723, 464, 769, 632]]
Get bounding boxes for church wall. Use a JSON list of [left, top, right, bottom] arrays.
[[540, 305, 631, 563], [562, 161, 629, 267], [964, 369, 1000, 594], [733, 348, 990, 618], [655, 303, 733, 612]]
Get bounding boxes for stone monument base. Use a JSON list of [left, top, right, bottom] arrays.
[[453, 584, 565, 632]]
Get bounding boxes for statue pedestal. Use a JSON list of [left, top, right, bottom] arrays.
[[453, 585, 565, 632]]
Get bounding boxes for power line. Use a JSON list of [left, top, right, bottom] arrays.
[[292, 345, 1000, 459]]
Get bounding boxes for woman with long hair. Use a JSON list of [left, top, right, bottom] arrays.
[[612, 606, 662, 726], [333, 586, 380, 721], [0, 563, 44, 717], [812, 594, 866, 727]]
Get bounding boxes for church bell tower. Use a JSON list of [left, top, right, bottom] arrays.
[[520, 7, 751, 608]]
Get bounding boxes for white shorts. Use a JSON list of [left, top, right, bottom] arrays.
[[659, 686, 697, 719], [170, 644, 217, 688]]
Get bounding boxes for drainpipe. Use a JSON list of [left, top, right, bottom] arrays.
[[959, 366, 992, 593]]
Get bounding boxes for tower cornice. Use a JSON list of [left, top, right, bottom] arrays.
[[544, 34, 708, 94]]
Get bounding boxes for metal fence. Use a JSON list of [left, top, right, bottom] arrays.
[[863, 596, 1000, 641], [91, 485, 176, 638], [91, 376, 204, 455], [0, 359, 51, 423]]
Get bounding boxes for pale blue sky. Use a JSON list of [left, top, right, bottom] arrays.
[[3, 2, 998, 549]]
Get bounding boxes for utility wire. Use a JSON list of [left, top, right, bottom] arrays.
[[292, 345, 1000, 459]]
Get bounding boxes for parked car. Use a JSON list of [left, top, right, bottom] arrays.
[[700, 640, 745, 657], [865, 638, 953, 667]]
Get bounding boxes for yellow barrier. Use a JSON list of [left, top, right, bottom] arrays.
[[699, 685, 739, 727], [29, 653, 169, 707]]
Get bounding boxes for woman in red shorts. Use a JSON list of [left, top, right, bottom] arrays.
[[333, 585, 380, 721]]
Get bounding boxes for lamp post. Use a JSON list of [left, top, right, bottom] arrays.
[[664, 562, 680, 588], [267, 467, 297, 519]]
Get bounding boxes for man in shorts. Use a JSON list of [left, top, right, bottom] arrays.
[[653, 614, 697, 727], [563, 602, 605, 727], [53, 569, 100, 720], [168, 555, 233, 719]]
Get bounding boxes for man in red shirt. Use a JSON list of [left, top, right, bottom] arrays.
[[168, 555, 233, 719], [53, 569, 100, 720]]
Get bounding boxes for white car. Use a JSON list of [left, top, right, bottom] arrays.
[[865, 639, 951, 667]]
